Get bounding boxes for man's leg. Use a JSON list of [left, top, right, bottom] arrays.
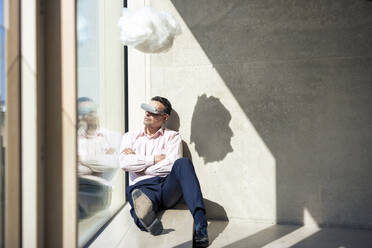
[[126, 177, 164, 234], [161, 158, 206, 216], [161, 158, 209, 247], [126, 185, 146, 231]]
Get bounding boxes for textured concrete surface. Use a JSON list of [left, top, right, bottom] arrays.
[[134, 0, 372, 229], [89, 204, 193, 248], [207, 220, 372, 248], [115, 205, 193, 248]]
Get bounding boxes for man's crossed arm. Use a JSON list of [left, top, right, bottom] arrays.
[[122, 148, 166, 164], [119, 132, 183, 176]]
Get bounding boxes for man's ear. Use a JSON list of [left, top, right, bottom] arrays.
[[163, 114, 169, 122]]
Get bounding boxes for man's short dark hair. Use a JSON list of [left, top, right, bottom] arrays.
[[151, 96, 172, 115], [78, 97, 93, 103]]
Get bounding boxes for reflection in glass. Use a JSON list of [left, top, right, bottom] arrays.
[[77, 97, 122, 219], [77, 0, 125, 246], [0, 0, 6, 245]]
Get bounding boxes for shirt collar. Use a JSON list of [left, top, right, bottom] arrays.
[[140, 126, 165, 138]]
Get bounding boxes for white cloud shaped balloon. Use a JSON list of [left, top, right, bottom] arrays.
[[117, 7, 182, 53]]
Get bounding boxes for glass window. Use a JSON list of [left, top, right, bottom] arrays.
[[76, 0, 126, 246], [0, 0, 6, 246]]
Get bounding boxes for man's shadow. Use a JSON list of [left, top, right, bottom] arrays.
[[166, 109, 229, 245], [165, 109, 193, 160], [190, 94, 234, 164], [204, 199, 229, 245], [166, 96, 234, 163]]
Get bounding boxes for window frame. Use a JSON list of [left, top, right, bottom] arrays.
[[4, 0, 130, 246], [4, 0, 21, 246]]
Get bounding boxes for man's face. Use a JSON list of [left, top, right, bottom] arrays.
[[143, 100, 168, 129], [78, 101, 98, 127]]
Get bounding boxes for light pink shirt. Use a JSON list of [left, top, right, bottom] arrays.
[[120, 126, 183, 185]]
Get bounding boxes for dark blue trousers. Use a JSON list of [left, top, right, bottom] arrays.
[[126, 157, 206, 231]]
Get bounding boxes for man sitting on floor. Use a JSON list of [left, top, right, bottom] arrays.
[[120, 96, 209, 247]]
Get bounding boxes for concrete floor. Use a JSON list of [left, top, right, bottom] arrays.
[[89, 204, 372, 248], [115, 208, 193, 248], [207, 220, 372, 248], [90, 204, 194, 248], [113, 218, 372, 248]]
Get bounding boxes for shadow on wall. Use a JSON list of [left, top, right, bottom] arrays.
[[190, 94, 234, 164], [165, 109, 193, 160], [165, 109, 181, 131], [204, 198, 229, 246], [171, 0, 372, 231], [166, 109, 229, 244]]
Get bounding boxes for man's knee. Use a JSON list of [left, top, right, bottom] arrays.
[[175, 157, 192, 165], [174, 157, 194, 172]]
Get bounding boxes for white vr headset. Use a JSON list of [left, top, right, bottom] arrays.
[[141, 103, 166, 115]]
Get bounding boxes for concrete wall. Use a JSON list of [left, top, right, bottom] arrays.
[[130, 0, 372, 228]]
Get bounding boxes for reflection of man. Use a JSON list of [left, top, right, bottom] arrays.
[[77, 97, 121, 218], [78, 97, 121, 177], [120, 96, 209, 247]]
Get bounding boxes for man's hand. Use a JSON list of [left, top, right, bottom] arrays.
[[154, 154, 166, 164], [136, 169, 146, 176], [105, 147, 116, 154], [122, 148, 135, 155]]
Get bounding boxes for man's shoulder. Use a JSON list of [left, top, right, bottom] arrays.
[[163, 128, 180, 137]]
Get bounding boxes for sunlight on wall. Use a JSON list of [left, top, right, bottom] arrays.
[[304, 207, 320, 227], [146, 0, 277, 222]]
